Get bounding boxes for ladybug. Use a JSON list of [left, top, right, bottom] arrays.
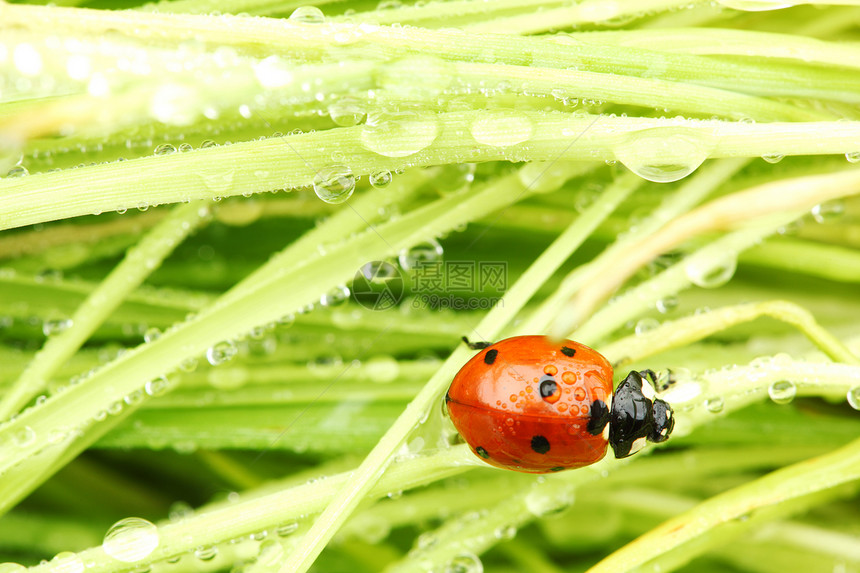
[[445, 335, 674, 473]]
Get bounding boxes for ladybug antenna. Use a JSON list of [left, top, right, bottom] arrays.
[[608, 370, 675, 459], [462, 336, 493, 350]]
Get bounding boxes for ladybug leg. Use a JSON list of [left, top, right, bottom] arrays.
[[461, 336, 493, 350]]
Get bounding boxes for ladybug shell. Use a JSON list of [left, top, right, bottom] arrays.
[[446, 336, 613, 473]]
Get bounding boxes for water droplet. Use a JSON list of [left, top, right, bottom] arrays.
[[634, 318, 660, 335], [445, 552, 483, 573], [206, 340, 238, 366], [328, 97, 365, 127], [685, 255, 737, 288], [436, 163, 476, 194], [516, 161, 571, 193], [194, 546, 218, 561], [145, 376, 170, 396], [43, 318, 73, 336], [845, 386, 860, 410], [656, 296, 679, 314], [0, 563, 26, 573], [320, 284, 350, 306], [179, 143, 193, 152], [14, 426, 36, 447], [289, 5, 325, 23], [364, 355, 400, 383], [143, 327, 162, 343], [398, 239, 443, 271], [761, 153, 784, 164], [469, 110, 533, 147], [276, 521, 299, 537], [810, 200, 844, 224], [313, 165, 355, 204], [5, 166, 28, 178], [846, 151, 860, 164], [525, 485, 575, 518], [360, 111, 439, 158], [201, 140, 218, 148], [493, 525, 517, 540], [705, 397, 724, 413], [615, 127, 713, 183], [369, 170, 392, 188], [103, 517, 159, 563], [154, 143, 177, 156], [50, 552, 84, 573], [768, 380, 796, 405], [254, 55, 293, 88]]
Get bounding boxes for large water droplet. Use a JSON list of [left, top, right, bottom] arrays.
[[810, 200, 844, 224], [328, 97, 366, 127], [685, 255, 737, 288], [289, 5, 325, 23], [50, 552, 84, 573], [0, 563, 26, 573], [846, 151, 860, 164], [469, 110, 533, 148], [705, 397, 724, 413], [360, 111, 439, 158], [206, 340, 238, 366], [369, 170, 392, 189], [194, 546, 218, 561], [846, 386, 860, 410], [313, 165, 355, 204], [768, 380, 796, 404], [154, 143, 177, 156], [320, 284, 350, 306], [525, 486, 575, 518], [398, 239, 443, 271], [615, 127, 713, 183], [445, 552, 483, 573], [102, 517, 159, 563]]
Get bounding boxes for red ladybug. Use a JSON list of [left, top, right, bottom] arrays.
[[446, 336, 674, 473]]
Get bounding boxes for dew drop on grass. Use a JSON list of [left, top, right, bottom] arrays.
[[768, 380, 797, 404], [360, 111, 439, 158], [0, 563, 26, 572], [13, 426, 36, 448], [145, 376, 170, 396], [276, 521, 299, 537], [494, 525, 517, 540], [685, 255, 737, 288], [50, 552, 84, 573], [143, 327, 162, 343], [469, 110, 533, 148], [313, 165, 355, 204], [103, 517, 159, 563], [846, 386, 860, 410], [634, 318, 659, 335], [369, 169, 393, 188], [154, 143, 177, 156], [761, 153, 784, 164], [399, 239, 443, 271], [436, 163, 476, 194], [194, 546, 218, 561], [705, 397, 724, 413], [5, 166, 27, 178], [328, 97, 366, 127], [42, 318, 73, 336], [614, 127, 713, 183], [656, 296, 679, 314], [525, 486, 574, 518], [289, 5, 325, 23], [320, 284, 350, 307], [810, 200, 844, 223], [847, 151, 860, 164], [445, 552, 483, 573], [206, 340, 237, 366]]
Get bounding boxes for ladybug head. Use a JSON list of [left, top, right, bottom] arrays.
[[608, 370, 675, 458]]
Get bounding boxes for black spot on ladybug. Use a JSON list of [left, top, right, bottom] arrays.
[[484, 349, 498, 365], [550, 466, 565, 472], [586, 399, 610, 436], [539, 379, 558, 398], [530, 435, 550, 454], [561, 346, 576, 357], [476, 446, 490, 459]]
